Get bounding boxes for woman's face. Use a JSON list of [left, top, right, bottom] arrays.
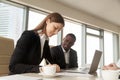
[[46, 19, 64, 37]]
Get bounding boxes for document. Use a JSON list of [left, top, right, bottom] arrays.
[[0, 75, 41, 80], [38, 72, 93, 78], [56, 72, 93, 77]]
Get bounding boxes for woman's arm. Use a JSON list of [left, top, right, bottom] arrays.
[[9, 31, 39, 74]]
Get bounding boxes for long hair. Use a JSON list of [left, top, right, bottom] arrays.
[[34, 12, 65, 31]]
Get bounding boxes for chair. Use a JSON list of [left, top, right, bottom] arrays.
[[0, 36, 14, 76]]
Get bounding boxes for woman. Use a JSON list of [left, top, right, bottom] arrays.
[[9, 12, 65, 74]]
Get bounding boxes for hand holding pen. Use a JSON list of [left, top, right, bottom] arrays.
[[45, 58, 60, 72]]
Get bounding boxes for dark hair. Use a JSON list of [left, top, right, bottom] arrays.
[[34, 12, 65, 31], [66, 33, 76, 41]]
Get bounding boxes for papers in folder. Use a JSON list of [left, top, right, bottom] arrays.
[[0, 75, 41, 80]]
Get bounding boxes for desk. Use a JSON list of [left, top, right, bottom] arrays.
[[23, 73, 102, 80], [0, 70, 103, 80]]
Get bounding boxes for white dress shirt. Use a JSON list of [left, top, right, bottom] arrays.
[[61, 46, 70, 64]]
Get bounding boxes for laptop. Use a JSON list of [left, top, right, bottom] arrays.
[[63, 50, 102, 74]]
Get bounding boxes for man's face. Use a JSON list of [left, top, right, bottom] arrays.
[[62, 35, 75, 51]]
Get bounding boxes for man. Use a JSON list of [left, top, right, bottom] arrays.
[[50, 33, 78, 69]]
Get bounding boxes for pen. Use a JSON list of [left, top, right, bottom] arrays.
[[45, 59, 51, 64]]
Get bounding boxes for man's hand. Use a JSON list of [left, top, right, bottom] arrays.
[[102, 63, 119, 70]]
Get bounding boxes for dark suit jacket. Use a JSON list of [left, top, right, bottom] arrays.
[[50, 45, 78, 69], [9, 30, 53, 74]]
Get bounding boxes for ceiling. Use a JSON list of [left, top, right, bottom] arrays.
[[55, 0, 120, 27]]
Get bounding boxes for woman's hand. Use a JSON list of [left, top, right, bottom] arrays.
[[52, 64, 60, 72], [39, 64, 60, 73]]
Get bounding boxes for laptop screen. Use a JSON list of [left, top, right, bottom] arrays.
[[88, 50, 102, 74]]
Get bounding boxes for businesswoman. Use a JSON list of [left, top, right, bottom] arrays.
[[9, 12, 65, 74]]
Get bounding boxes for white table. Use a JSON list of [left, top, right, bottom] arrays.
[[0, 70, 103, 80]]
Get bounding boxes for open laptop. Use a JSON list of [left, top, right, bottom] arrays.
[[63, 50, 102, 74]]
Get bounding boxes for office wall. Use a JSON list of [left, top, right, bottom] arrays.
[[11, 0, 120, 33]]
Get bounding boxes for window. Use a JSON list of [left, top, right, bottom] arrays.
[[87, 28, 100, 35], [28, 10, 46, 30], [104, 31, 113, 65], [0, 2, 24, 44], [86, 27, 119, 66], [63, 20, 82, 66], [86, 28, 101, 64]]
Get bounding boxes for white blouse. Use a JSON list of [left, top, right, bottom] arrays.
[[39, 34, 49, 58], [39, 33, 49, 66], [61, 46, 70, 64]]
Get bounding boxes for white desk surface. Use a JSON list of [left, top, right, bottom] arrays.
[[0, 70, 103, 80]]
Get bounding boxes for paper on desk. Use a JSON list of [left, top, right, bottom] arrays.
[[0, 75, 41, 80], [38, 72, 93, 78], [57, 72, 94, 77]]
